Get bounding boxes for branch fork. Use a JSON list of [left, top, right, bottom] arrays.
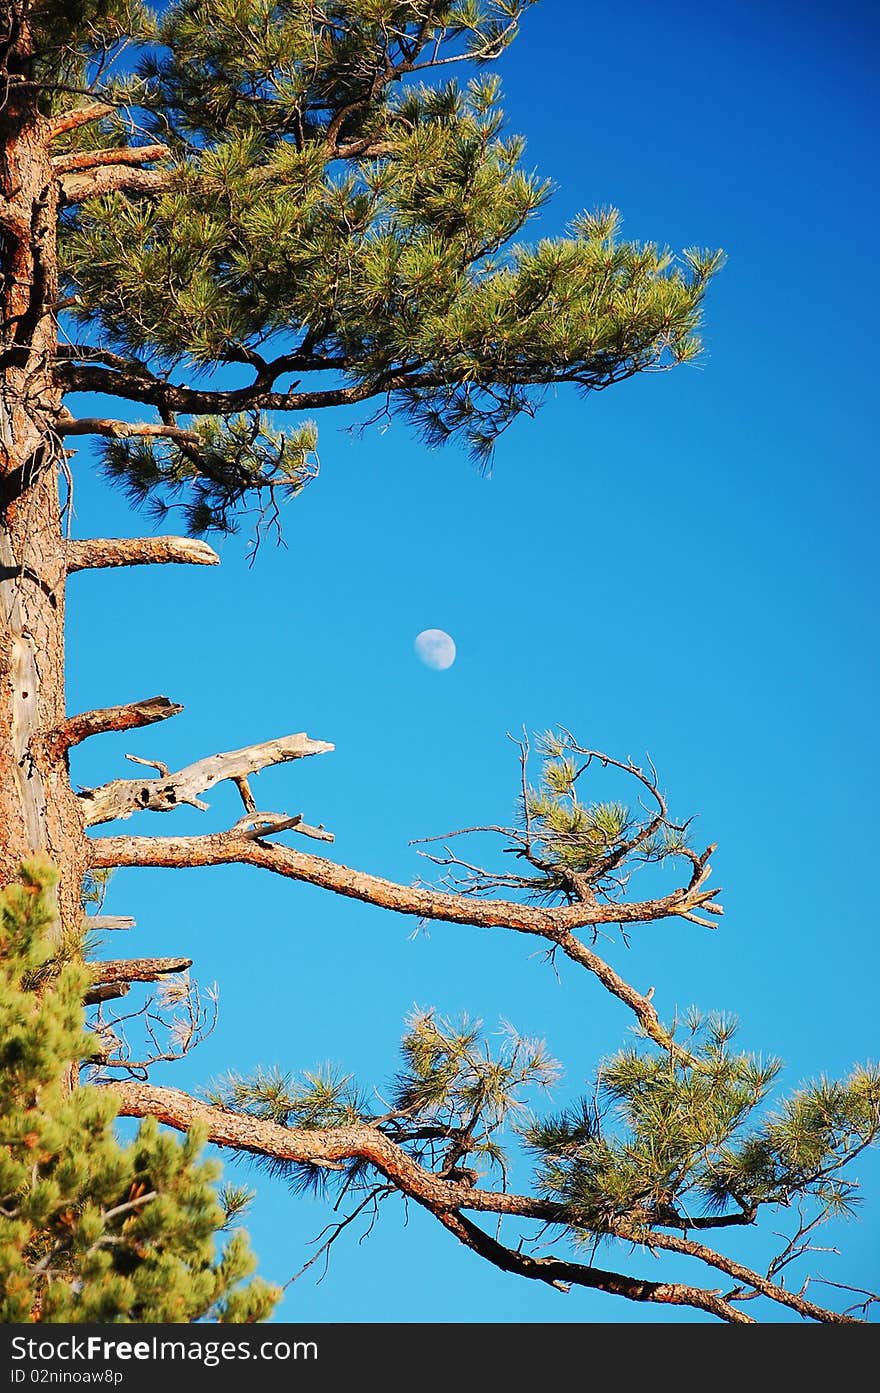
[[79, 731, 334, 830]]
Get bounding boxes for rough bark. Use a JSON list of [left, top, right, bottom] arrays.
[[66, 536, 220, 570], [88, 956, 192, 986], [50, 696, 184, 757], [46, 102, 115, 139], [0, 17, 88, 936], [91, 832, 712, 933], [59, 165, 169, 206]]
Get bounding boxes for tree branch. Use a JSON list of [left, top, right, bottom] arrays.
[[59, 167, 170, 205], [55, 359, 394, 416], [52, 359, 557, 421], [108, 1080, 537, 1212], [83, 984, 131, 1006], [49, 696, 183, 757], [105, 1082, 759, 1324], [51, 144, 169, 175], [47, 102, 115, 137], [89, 830, 718, 1048], [106, 1083, 859, 1323], [88, 956, 192, 986], [630, 1228, 860, 1325], [66, 536, 220, 571], [79, 732, 334, 827], [436, 1211, 754, 1324], [57, 414, 200, 445]]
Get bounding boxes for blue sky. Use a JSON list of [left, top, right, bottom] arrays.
[[65, 0, 879, 1322]]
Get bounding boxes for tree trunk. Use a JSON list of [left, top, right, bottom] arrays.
[[0, 21, 88, 938]]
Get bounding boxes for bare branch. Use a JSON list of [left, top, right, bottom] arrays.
[[83, 983, 131, 1006], [51, 144, 169, 175], [233, 776, 256, 813], [231, 811, 299, 838], [87, 979, 218, 1077], [79, 731, 333, 827], [57, 415, 200, 445], [84, 916, 135, 932], [66, 536, 220, 571], [125, 754, 170, 778], [279, 820, 334, 843], [632, 1228, 860, 1324], [286, 1186, 394, 1288], [89, 957, 193, 986], [59, 166, 170, 205], [47, 102, 115, 137], [811, 1278, 880, 1319], [48, 696, 183, 756]]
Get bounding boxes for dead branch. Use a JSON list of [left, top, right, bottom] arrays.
[[79, 731, 334, 827], [66, 536, 220, 570], [49, 696, 183, 756], [84, 983, 131, 1006], [85, 916, 135, 932], [47, 102, 115, 137], [57, 415, 200, 445], [631, 1227, 859, 1324], [51, 144, 169, 174], [286, 1186, 394, 1288], [86, 978, 218, 1078], [89, 957, 193, 986], [89, 829, 722, 1050]]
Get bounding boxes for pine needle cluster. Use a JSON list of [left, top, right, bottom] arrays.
[[525, 1011, 880, 1240], [50, 1, 722, 530]]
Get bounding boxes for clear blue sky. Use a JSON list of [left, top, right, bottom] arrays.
[[66, 0, 879, 1322]]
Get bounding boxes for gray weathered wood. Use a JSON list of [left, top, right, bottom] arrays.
[[79, 732, 334, 826]]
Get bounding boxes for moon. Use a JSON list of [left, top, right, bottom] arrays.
[[414, 628, 456, 671]]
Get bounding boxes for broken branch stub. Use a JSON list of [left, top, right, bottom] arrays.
[[54, 697, 183, 755], [83, 983, 131, 1006], [79, 732, 334, 826], [89, 957, 193, 986], [66, 537, 220, 571]]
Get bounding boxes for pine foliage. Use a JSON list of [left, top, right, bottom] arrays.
[[523, 730, 691, 898], [526, 1013, 880, 1240], [0, 861, 279, 1322], [49, 1, 722, 529], [17, 0, 875, 1323], [218, 1003, 880, 1270]]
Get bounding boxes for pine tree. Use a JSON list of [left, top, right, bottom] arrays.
[[0, 859, 277, 1321], [0, 1, 876, 1324]]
